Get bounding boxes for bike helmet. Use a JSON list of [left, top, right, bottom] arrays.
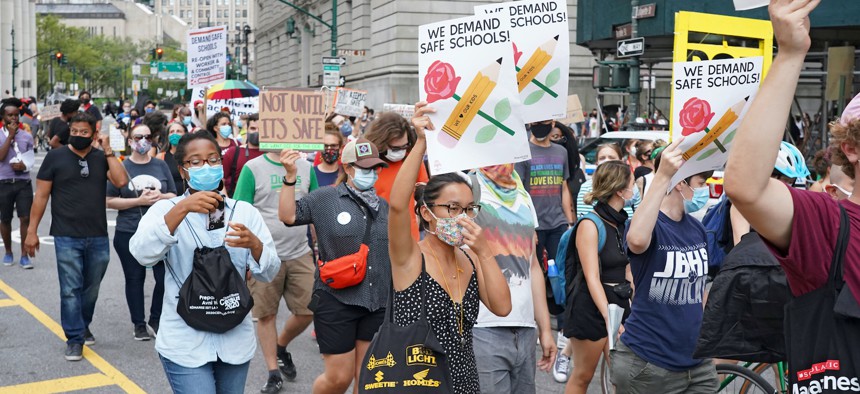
[[774, 141, 810, 179]]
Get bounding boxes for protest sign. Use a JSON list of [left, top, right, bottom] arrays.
[[733, 0, 768, 10], [109, 124, 126, 152], [669, 57, 763, 189], [190, 87, 258, 123], [672, 12, 773, 68], [187, 26, 227, 88], [38, 104, 61, 121], [332, 88, 368, 117], [560, 94, 585, 125], [382, 103, 414, 119], [258, 88, 327, 151], [418, 14, 529, 175], [475, 0, 570, 122]]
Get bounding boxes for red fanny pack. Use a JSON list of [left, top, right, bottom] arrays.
[[318, 192, 373, 289]]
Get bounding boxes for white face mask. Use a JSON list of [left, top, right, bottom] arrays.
[[385, 148, 407, 162]]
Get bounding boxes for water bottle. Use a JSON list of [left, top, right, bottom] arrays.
[[546, 259, 564, 305]]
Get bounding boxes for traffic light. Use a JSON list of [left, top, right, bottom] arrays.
[[593, 61, 632, 91], [55, 52, 63, 65], [150, 48, 156, 60], [156, 47, 164, 60]]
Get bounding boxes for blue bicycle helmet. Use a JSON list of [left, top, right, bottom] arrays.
[[774, 141, 810, 179]]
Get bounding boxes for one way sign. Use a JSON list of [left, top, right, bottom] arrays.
[[617, 37, 645, 58], [322, 56, 347, 66]]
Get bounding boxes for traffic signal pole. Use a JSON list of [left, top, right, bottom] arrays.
[[275, 0, 337, 57], [628, 0, 641, 124]]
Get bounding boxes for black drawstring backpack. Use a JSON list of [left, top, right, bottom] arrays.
[[166, 200, 254, 333]]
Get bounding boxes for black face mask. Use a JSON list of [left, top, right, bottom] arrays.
[[81, 99, 90, 105], [69, 135, 92, 150], [530, 123, 553, 139], [247, 132, 259, 146]]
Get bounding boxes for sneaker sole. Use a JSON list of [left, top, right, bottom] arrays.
[[84, 340, 95, 346], [134, 335, 152, 341], [20, 264, 33, 270], [65, 355, 83, 361]]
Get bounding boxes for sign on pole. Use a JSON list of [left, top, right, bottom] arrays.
[[617, 37, 645, 58], [132, 79, 141, 92], [187, 26, 227, 88], [323, 65, 340, 87], [132, 64, 141, 76], [322, 56, 347, 66], [259, 88, 327, 151], [632, 3, 656, 19], [332, 88, 368, 117]]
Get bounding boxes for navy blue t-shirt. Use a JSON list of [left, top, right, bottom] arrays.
[[621, 211, 710, 371], [313, 166, 339, 188]]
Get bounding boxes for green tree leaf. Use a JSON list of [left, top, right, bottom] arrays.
[[697, 148, 719, 161], [475, 125, 498, 143], [722, 129, 737, 144], [524, 90, 545, 105], [494, 98, 511, 121], [545, 68, 561, 87]]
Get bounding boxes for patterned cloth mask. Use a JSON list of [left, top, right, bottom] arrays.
[[424, 203, 467, 247]]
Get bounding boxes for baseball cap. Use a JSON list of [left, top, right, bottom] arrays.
[[341, 137, 388, 169], [841, 93, 860, 126]]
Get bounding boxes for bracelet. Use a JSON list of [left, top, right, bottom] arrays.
[[282, 176, 296, 186], [104, 150, 115, 157]]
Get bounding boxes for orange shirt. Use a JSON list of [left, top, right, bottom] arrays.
[[375, 160, 430, 240]]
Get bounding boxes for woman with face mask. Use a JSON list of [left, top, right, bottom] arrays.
[[383, 101, 511, 393], [206, 112, 238, 156], [106, 124, 178, 340], [278, 137, 392, 394], [313, 123, 345, 188], [156, 122, 187, 195], [364, 112, 430, 240]]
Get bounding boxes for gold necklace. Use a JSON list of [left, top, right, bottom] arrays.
[[427, 244, 466, 347]]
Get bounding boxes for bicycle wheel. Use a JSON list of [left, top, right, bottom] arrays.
[[751, 363, 787, 394], [717, 363, 777, 394]]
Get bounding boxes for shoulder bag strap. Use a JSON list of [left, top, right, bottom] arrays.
[[344, 188, 374, 246], [830, 205, 850, 290]]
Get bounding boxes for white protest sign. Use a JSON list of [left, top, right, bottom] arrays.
[[475, 0, 570, 122], [733, 0, 768, 11], [383, 103, 414, 119], [187, 26, 227, 88], [109, 124, 126, 152], [38, 104, 61, 121], [191, 87, 258, 122], [419, 14, 529, 175], [669, 57, 763, 189], [332, 88, 368, 117]]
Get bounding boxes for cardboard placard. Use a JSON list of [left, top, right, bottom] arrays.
[[332, 88, 368, 117], [382, 103, 415, 119], [560, 94, 585, 125], [38, 104, 62, 121], [258, 88, 327, 151], [109, 124, 126, 152], [187, 26, 227, 88]]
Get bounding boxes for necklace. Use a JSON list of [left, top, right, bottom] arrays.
[[427, 244, 466, 347]]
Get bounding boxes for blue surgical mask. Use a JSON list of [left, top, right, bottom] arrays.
[[236, 120, 243, 129], [624, 187, 640, 208], [350, 167, 378, 191], [145, 108, 154, 113], [683, 184, 710, 213], [186, 163, 224, 191], [182, 117, 192, 126], [218, 125, 232, 138]]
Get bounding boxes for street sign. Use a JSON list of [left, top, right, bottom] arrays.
[[617, 37, 645, 58], [150, 60, 158, 68], [614, 23, 632, 39], [323, 64, 341, 87], [338, 49, 366, 57], [142, 79, 149, 89], [150, 64, 158, 75], [132, 79, 140, 91], [132, 64, 141, 76], [157, 61, 187, 80], [633, 3, 656, 19], [322, 56, 347, 66]]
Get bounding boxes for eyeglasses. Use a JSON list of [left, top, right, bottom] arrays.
[[78, 160, 89, 178], [323, 144, 341, 150], [426, 203, 482, 218], [132, 134, 153, 141], [183, 156, 222, 168], [388, 143, 410, 151]]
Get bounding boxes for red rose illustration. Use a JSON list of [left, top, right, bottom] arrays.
[[678, 97, 715, 136], [424, 61, 461, 104], [513, 42, 523, 65]]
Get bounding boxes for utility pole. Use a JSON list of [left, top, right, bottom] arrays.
[[628, 0, 641, 124], [242, 24, 251, 80], [10, 27, 16, 96]]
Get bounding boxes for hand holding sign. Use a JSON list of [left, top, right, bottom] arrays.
[[411, 101, 436, 140], [769, 0, 820, 56]]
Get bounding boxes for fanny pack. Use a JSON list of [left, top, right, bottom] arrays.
[[610, 282, 633, 299], [318, 191, 373, 289]]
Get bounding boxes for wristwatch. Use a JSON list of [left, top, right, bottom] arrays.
[[104, 149, 115, 157], [282, 176, 296, 186]]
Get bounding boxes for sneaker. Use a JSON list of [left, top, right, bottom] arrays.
[[277, 351, 297, 381], [553, 352, 571, 383], [260, 375, 283, 393], [134, 325, 152, 341], [3, 253, 12, 266], [84, 329, 95, 346], [19, 255, 32, 270], [149, 321, 159, 336], [64, 343, 83, 361], [557, 332, 569, 351]]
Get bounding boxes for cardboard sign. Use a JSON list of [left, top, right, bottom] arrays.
[[190, 87, 258, 123], [39, 104, 62, 121], [418, 14, 529, 175], [669, 57, 764, 189], [187, 26, 227, 88], [332, 88, 368, 117], [109, 124, 126, 152], [258, 88, 327, 151], [560, 94, 585, 125], [733, 0, 768, 10], [825, 46, 856, 101], [475, 0, 570, 122], [382, 103, 414, 119]]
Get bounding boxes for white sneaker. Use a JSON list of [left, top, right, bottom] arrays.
[[553, 352, 571, 383], [557, 332, 569, 351]]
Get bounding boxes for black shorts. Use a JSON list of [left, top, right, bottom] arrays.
[[0, 180, 32, 223], [311, 289, 385, 355], [563, 282, 631, 341]]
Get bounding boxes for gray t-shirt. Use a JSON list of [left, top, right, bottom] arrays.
[[515, 142, 570, 230], [107, 158, 177, 233]]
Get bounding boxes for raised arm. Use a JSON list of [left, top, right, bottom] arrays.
[[277, 150, 302, 225], [724, 0, 819, 251], [627, 138, 684, 254]]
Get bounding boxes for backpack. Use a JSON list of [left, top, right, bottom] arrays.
[[557, 212, 607, 305], [701, 196, 733, 271]]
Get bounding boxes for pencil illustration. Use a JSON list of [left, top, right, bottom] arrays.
[[439, 58, 503, 148], [682, 96, 749, 161], [516, 35, 558, 92]]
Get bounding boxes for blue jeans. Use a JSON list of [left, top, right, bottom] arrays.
[[160, 355, 250, 394], [54, 236, 110, 345]]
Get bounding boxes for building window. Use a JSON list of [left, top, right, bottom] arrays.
[[236, 10, 241, 17], [180, 10, 184, 17], [242, 10, 247, 17], [217, 10, 222, 18], [198, 10, 203, 17]]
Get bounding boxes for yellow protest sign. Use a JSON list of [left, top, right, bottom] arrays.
[[259, 88, 327, 151]]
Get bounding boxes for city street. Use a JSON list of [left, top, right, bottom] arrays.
[[0, 151, 593, 393]]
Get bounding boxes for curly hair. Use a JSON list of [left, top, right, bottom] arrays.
[[811, 149, 831, 180], [829, 119, 860, 179]]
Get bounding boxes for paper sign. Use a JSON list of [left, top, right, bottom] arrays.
[[190, 87, 258, 122], [187, 26, 227, 88], [560, 94, 585, 125], [38, 104, 61, 121], [475, 0, 570, 122], [733, 0, 768, 10], [382, 103, 414, 119], [669, 57, 763, 189], [109, 124, 126, 152], [258, 88, 327, 151], [332, 88, 368, 117], [418, 14, 529, 175]]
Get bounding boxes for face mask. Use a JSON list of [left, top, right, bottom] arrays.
[[236, 120, 243, 129], [385, 148, 407, 162], [322, 149, 340, 164], [624, 187, 640, 208], [186, 164, 224, 191], [350, 167, 378, 191], [68, 135, 92, 150], [683, 184, 710, 213], [123, 106, 131, 114], [145, 108, 154, 114], [530, 123, 552, 139], [182, 117, 192, 126], [424, 204, 467, 247], [218, 125, 232, 138], [168, 133, 182, 146], [80, 98, 90, 105], [132, 139, 152, 155], [247, 132, 259, 146]]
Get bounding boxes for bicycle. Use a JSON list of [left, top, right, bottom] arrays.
[[717, 361, 789, 394]]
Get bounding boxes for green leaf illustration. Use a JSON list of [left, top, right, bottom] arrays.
[[494, 98, 511, 121], [524, 90, 545, 105], [475, 125, 498, 143], [697, 148, 719, 161], [722, 129, 737, 144], [545, 68, 561, 87]]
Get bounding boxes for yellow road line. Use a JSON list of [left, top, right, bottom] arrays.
[[0, 279, 146, 394], [0, 373, 114, 394], [0, 298, 17, 308]]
